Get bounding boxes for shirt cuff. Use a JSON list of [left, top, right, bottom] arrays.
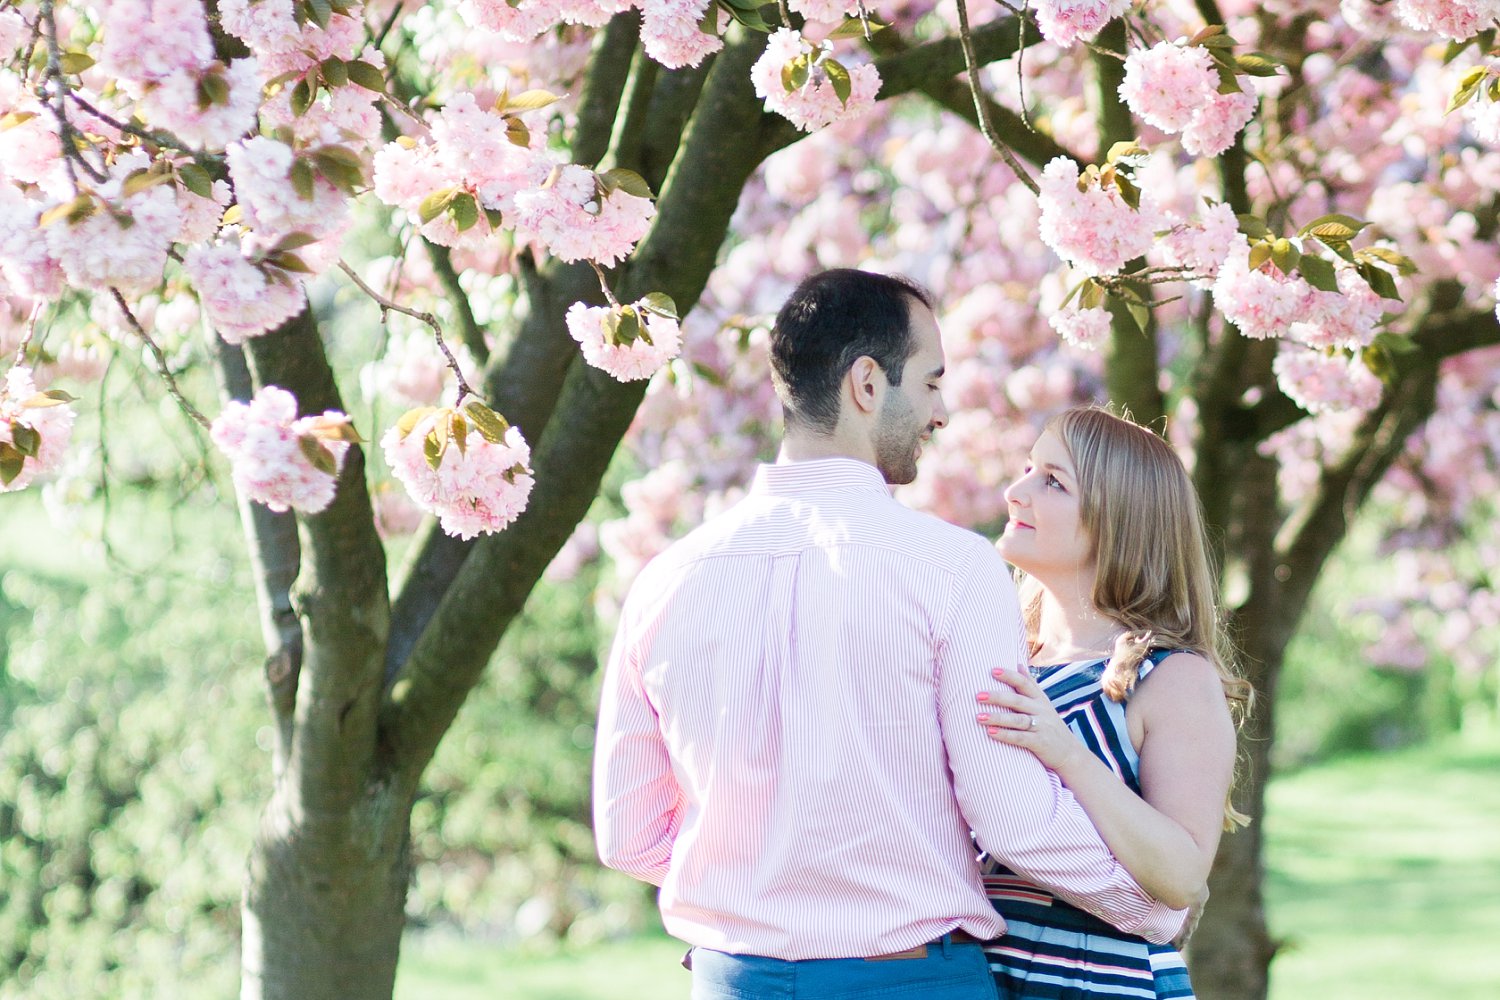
[[1127, 900, 1189, 945]]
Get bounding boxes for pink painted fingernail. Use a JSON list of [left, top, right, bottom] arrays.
[[992, 668, 1004, 679], [976, 692, 989, 703], [987, 727, 999, 737], [977, 713, 989, 723]]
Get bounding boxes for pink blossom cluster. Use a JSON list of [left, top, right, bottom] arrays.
[[512, 165, 655, 266], [1461, 76, 1500, 145], [1211, 238, 1313, 339], [1119, 42, 1219, 133], [1289, 265, 1386, 349], [1394, 0, 1500, 40], [1272, 349, 1383, 413], [43, 156, 183, 294], [96, 0, 214, 94], [218, 0, 305, 54], [0, 366, 75, 493], [381, 409, 535, 539], [219, 0, 368, 78], [565, 301, 683, 381], [98, 1, 260, 151], [372, 93, 555, 250], [359, 330, 478, 408], [641, 0, 725, 69], [1033, 0, 1132, 48], [226, 136, 350, 244], [599, 459, 703, 581], [789, 0, 858, 22], [182, 236, 308, 345], [460, 0, 632, 41], [1158, 201, 1240, 285], [176, 178, 234, 245], [372, 485, 425, 539], [0, 186, 65, 300], [1048, 305, 1112, 350], [260, 60, 385, 149], [0, 9, 26, 54], [1036, 157, 1158, 277], [750, 30, 880, 134], [1119, 42, 1258, 157], [210, 386, 353, 514], [139, 59, 263, 151]]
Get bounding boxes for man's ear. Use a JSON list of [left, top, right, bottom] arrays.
[[847, 355, 884, 416]]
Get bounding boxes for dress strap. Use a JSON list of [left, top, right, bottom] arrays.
[[1136, 647, 1189, 683]]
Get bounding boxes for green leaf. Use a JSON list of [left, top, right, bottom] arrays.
[[1355, 246, 1419, 276], [1448, 66, 1488, 113], [304, 0, 334, 29], [1187, 24, 1228, 45], [824, 59, 852, 107], [1215, 65, 1244, 95], [1360, 263, 1402, 301], [1078, 279, 1105, 311], [394, 406, 438, 439], [449, 412, 469, 455], [1113, 173, 1141, 211], [268, 251, 314, 274], [23, 389, 77, 408], [463, 400, 512, 444], [638, 292, 678, 320], [0, 110, 38, 131], [291, 77, 315, 117], [697, 1, 720, 34], [121, 168, 174, 199], [10, 423, 40, 458], [270, 231, 321, 254], [449, 191, 480, 232], [1298, 213, 1368, 242], [828, 15, 888, 39], [1361, 343, 1393, 383], [782, 54, 810, 93], [613, 306, 642, 345], [1270, 238, 1301, 273], [1296, 253, 1338, 293], [312, 146, 365, 191], [1105, 141, 1147, 165], [321, 58, 348, 88], [722, 2, 771, 31], [346, 60, 385, 93], [1247, 241, 1274, 271], [289, 158, 315, 201], [1197, 33, 1239, 49], [483, 207, 505, 230], [59, 51, 95, 74], [504, 119, 530, 148], [1235, 52, 1282, 77], [423, 425, 448, 470], [598, 168, 654, 200], [1236, 214, 1270, 240], [418, 187, 458, 224], [1125, 299, 1150, 334], [0, 445, 24, 486], [198, 71, 230, 110], [1372, 331, 1419, 357], [502, 89, 563, 113], [38, 194, 94, 228], [222, 203, 245, 226], [178, 162, 215, 199], [298, 436, 338, 476]]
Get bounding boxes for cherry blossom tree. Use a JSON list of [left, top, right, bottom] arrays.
[[2, 1, 1499, 999]]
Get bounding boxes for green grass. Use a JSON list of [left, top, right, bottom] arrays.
[[1264, 726, 1500, 999], [395, 931, 690, 1000], [396, 729, 1500, 1000]]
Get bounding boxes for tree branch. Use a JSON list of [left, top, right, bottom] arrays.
[[241, 307, 392, 807], [212, 338, 302, 776], [573, 12, 643, 168], [384, 27, 775, 778]]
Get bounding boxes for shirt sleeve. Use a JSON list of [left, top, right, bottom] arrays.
[[935, 541, 1187, 944], [591, 583, 684, 887]]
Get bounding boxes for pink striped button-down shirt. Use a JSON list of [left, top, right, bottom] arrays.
[[592, 458, 1185, 960]]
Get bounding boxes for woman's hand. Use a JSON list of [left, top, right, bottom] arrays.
[[975, 667, 1083, 773]]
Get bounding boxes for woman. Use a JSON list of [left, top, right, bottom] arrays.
[[974, 406, 1252, 999]]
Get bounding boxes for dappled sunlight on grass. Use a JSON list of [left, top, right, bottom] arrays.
[[1265, 727, 1500, 999]]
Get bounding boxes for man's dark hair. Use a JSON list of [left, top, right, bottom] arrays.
[[770, 269, 934, 434]]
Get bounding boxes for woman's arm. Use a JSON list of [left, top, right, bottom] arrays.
[[977, 654, 1235, 909]]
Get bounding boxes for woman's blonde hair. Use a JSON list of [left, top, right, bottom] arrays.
[[1018, 406, 1254, 829]]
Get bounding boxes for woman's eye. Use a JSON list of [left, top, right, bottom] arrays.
[[1046, 474, 1064, 490]]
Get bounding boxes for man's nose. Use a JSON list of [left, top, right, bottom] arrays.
[[931, 394, 949, 429]]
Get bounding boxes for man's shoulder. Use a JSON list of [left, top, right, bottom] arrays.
[[879, 500, 997, 561]]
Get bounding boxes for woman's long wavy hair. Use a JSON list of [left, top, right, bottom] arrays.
[[1017, 406, 1255, 829]]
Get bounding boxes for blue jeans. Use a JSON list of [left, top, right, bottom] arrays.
[[689, 935, 1000, 1000]]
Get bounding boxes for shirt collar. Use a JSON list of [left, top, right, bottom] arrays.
[[750, 457, 893, 498]]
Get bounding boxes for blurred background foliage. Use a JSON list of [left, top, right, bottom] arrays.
[[1, 462, 1495, 998]]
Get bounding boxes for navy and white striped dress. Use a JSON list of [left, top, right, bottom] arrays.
[[982, 650, 1195, 999]]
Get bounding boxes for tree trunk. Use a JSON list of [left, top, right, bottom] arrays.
[[240, 778, 414, 1000]]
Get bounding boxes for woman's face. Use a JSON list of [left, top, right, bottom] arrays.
[[997, 428, 1094, 581]]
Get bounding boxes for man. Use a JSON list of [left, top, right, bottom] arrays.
[[593, 269, 1184, 998]]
